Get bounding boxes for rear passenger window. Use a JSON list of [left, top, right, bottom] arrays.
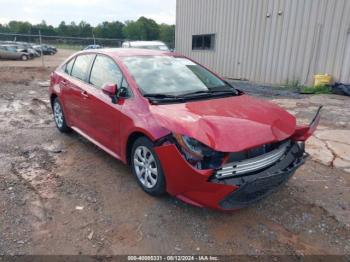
[[71, 54, 95, 81], [65, 58, 75, 75], [89, 55, 123, 88]]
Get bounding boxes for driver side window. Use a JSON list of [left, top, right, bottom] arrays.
[[89, 55, 123, 89]]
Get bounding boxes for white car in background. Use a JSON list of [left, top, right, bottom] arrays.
[[122, 41, 170, 51]]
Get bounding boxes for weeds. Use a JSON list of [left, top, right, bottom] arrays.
[[300, 85, 332, 94], [284, 79, 302, 92], [283, 79, 332, 94]]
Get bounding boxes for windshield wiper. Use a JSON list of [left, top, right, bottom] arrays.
[[144, 93, 180, 99], [182, 88, 238, 97], [144, 87, 239, 104], [143, 93, 187, 104]]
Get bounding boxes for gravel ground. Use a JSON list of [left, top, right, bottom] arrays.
[[0, 64, 349, 258], [230, 80, 303, 99]]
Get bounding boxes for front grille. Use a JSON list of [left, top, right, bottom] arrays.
[[218, 142, 307, 209], [215, 140, 290, 179]]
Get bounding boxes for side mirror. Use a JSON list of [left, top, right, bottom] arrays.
[[102, 83, 117, 97], [102, 83, 118, 104]]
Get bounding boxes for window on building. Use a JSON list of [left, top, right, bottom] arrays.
[[192, 34, 215, 50]]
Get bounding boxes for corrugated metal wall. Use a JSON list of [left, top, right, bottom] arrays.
[[176, 0, 350, 85]]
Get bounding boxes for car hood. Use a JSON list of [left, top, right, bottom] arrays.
[[150, 95, 296, 152]]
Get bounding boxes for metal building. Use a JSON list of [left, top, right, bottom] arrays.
[[176, 0, 350, 85]]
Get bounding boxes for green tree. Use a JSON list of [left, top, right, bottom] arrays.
[[0, 23, 6, 32], [123, 20, 141, 40], [159, 24, 175, 48], [35, 20, 57, 35], [123, 16, 160, 40], [57, 21, 68, 36], [78, 21, 93, 37], [137, 16, 159, 40], [8, 21, 31, 34], [63, 22, 80, 37], [0, 17, 175, 47], [94, 21, 124, 39]]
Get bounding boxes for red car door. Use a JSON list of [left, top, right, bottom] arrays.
[[80, 55, 126, 157], [62, 54, 96, 132], [58, 57, 77, 124]]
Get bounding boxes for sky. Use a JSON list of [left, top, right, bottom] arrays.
[[0, 0, 176, 26]]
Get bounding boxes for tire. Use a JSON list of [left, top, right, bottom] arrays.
[[131, 137, 166, 196], [52, 97, 71, 133], [21, 55, 28, 61]]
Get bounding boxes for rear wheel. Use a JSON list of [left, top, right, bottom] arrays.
[[131, 137, 166, 196], [53, 98, 71, 133], [21, 55, 28, 61]]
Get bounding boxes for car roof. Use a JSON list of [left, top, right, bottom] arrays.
[[79, 48, 175, 58], [123, 41, 167, 46]]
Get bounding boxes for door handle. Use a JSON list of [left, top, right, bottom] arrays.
[[81, 91, 89, 98], [61, 80, 68, 86]]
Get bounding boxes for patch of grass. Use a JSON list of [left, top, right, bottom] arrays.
[[283, 79, 332, 94], [300, 85, 332, 94], [55, 44, 83, 51], [283, 79, 302, 92]]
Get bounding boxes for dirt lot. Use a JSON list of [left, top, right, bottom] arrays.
[[0, 55, 350, 258]]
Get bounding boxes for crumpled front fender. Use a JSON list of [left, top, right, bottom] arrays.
[[292, 106, 323, 141], [154, 144, 237, 209]]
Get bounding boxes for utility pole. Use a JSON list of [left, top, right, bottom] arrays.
[[92, 29, 96, 45], [39, 30, 44, 67]]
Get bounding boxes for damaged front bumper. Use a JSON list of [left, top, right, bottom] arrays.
[[155, 141, 308, 210], [154, 106, 322, 210], [213, 142, 307, 209]]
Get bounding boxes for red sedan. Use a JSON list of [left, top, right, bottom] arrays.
[[49, 48, 321, 210]]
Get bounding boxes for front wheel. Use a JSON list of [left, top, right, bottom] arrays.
[[131, 137, 166, 196]]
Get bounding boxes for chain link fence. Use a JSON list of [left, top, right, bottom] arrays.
[[0, 32, 174, 67], [0, 32, 124, 50]]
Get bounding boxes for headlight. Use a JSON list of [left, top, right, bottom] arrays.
[[173, 133, 214, 160], [173, 133, 226, 169]]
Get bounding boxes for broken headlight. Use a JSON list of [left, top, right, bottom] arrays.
[[173, 133, 225, 169]]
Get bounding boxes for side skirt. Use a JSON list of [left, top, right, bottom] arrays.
[[71, 126, 121, 161]]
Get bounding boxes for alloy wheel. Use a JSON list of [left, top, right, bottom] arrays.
[[133, 146, 158, 189], [54, 101, 64, 128]]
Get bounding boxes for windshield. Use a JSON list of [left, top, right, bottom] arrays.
[[122, 56, 232, 96]]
